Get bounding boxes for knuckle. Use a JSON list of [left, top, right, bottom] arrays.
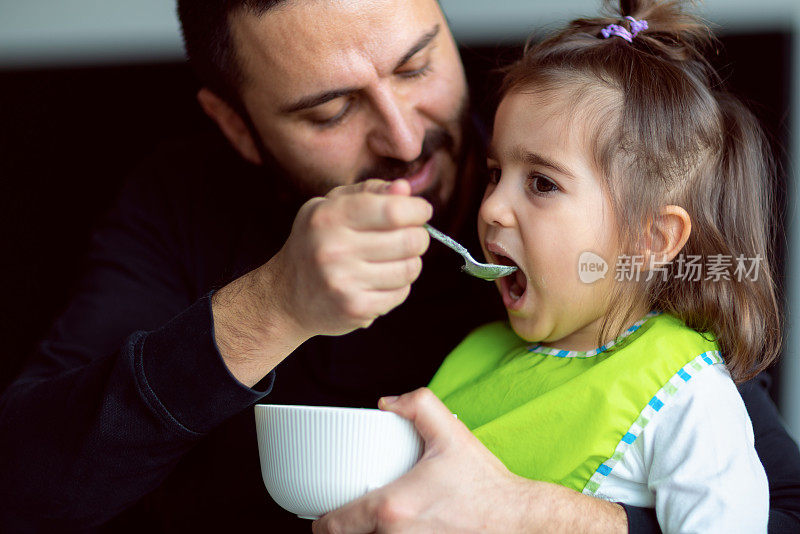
[[311, 246, 327, 266], [410, 198, 432, 222], [322, 272, 350, 302], [411, 255, 423, 274], [312, 247, 332, 268], [319, 519, 341, 534], [423, 201, 434, 220], [383, 201, 404, 227], [315, 244, 345, 267], [411, 386, 435, 405], [342, 298, 369, 321], [338, 194, 359, 213], [386, 285, 410, 310], [375, 496, 413, 526], [399, 285, 411, 301], [405, 257, 423, 281], [403, 228, 427, 256], [326, 184, 349, 198], [363, 178, 387, 191], [416, 227, 431, 253], [308, 204, 334, 231]]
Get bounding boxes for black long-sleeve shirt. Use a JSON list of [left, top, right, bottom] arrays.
[[1, 131, 798, 532]]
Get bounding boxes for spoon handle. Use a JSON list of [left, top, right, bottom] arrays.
[[424, 224, 471, 258]]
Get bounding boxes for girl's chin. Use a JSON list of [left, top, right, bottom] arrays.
[[507, 314, 545, 343]]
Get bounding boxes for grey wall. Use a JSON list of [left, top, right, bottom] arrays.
[[2, 0, 799, 66]]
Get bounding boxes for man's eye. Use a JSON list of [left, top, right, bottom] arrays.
[[487, 168, 501, 184], [397, 51, 433, 79], [397, 63, 431, 79], [528, 173, 559, 195], [310, 100, 353, 128]]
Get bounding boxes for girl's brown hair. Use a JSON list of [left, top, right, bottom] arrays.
[[501, 0, 781, 382]]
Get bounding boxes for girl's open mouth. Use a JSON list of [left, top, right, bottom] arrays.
[[489, 249, 528, 310]]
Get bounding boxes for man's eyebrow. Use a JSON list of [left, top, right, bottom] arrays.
[[281, 87, 360, 114], [394, 24, 440, 71], [280, 25, 441, 115], [488, 144, 575, 178]]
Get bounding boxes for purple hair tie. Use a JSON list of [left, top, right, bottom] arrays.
[[601, 16, 649, 43]]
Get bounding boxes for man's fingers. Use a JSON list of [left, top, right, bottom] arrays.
[[312, 494, 379, 534], [327, 178, 411, 199], [385, 178, 411, 196], [318, 178, 431, 230], [363, 258, 423, 290], [340, 194, 433, 230], [378, 388, 464, 449], [369, 286, 412, 315], [327, 179, 391, 198], [355, 227, 430, 262], [338, 286, 412, 328]]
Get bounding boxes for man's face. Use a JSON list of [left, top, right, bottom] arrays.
[[230, 0, 468, 207]]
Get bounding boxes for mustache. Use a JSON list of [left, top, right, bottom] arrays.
[[357, 128, 455, 183]]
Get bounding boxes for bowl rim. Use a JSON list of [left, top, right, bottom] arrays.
[[254, 403, 398, 415]]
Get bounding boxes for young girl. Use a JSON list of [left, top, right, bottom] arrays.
[[427, 0, 781, 531]]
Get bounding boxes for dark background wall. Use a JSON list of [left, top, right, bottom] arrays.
[[0, 34, 793, 398]]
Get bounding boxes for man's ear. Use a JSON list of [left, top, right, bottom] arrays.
[[640, 205, 692, 265], [197, 88, 262, 165]]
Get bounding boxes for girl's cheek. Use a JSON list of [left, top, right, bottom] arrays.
[[477, 218, 488, 243]]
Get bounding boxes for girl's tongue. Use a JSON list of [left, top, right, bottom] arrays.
[[494, 252, 527, 305], [508, 268, 527, 301]]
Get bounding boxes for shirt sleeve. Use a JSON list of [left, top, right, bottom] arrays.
[[0, 169, 273, 530], [618, 371, 800, 534], [642, 365, 768, 533]]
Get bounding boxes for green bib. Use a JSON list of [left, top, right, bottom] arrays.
[[428, 313, 722, 494]]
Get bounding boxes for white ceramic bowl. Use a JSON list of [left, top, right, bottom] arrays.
[[255, 404, 424, 520]]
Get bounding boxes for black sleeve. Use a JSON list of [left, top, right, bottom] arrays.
[[622, 373, 800, 533], [0, 172, 272, 530], [621, 504, 659, 534], [740, 374, 800, 532]]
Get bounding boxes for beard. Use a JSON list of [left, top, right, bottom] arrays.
[[354, 127, 456, 212], [242, 97, 469, 215]]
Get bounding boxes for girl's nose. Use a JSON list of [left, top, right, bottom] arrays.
[[479, 181, 516, 228]]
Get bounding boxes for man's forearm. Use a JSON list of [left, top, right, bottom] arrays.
[[212, 256, 308, 388], [513, 475, 628, 533]]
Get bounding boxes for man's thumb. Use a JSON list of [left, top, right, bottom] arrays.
[[378, 387, 459, 447]]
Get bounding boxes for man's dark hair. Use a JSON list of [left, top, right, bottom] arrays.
[[177, 0, 289, 112]]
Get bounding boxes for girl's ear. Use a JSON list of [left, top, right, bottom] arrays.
[[640, 205, 692, 265], [197, 88, 263, 165]]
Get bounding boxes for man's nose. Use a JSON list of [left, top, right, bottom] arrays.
[[479, 180, 516, 228], [366, 85, 424, 162]]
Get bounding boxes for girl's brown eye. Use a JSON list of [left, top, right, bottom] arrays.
[[529, 173, 559, 195], [488, 168, 501, 184]]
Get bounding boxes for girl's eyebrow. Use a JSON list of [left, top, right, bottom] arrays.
[[487, 144, 575, 179]]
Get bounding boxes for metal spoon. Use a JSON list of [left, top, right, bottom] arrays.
[[424, 224, 517, 281]]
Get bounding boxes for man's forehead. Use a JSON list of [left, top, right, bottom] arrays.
[[231, 0, 443, 95]]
